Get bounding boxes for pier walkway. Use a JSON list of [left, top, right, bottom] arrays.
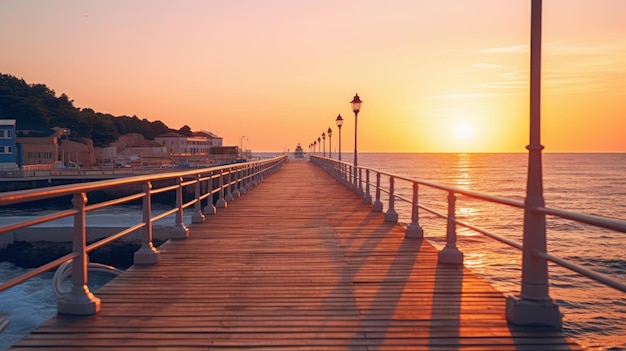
[[9, 160, 582, 350]]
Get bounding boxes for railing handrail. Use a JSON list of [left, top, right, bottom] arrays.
[[0, 160, 280, 206], [313, 156, 625, 234], [310, 155, 626, 294], [0, 155, 287, 315]]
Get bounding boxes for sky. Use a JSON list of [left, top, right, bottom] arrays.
[[1, 0, 625, 152]]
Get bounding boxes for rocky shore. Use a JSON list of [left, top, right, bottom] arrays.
[[0, 239, 165, 269]]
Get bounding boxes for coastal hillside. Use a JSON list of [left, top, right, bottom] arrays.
[[0, 72, 178, 147]]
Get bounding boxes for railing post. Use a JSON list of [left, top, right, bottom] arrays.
[[134, 181, 160, 265], [336, 162, 341, 182], [357, 168, 364, 196], [203, 171, 217, 215], [225, 168, 235, 202], [172, 177, 189, 239], [57, 192, 101, 315], [216, 169, 228, 208], [192, 174, 205, 223], [384, 176, 398, 223], [372, 172, 383, 212], [438, 191, 463, 264], [363, 169, 372, 204], [406, 182, 424, 238], [241, 165, 247, 191], [232, 167, 241, 198], [244, 164, 252, 191], [250, 164, 257, 186]]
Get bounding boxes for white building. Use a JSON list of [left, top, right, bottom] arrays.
[[155, 131, 222, 156]]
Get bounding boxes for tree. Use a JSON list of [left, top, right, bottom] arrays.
[[178, 125, 193, 136]]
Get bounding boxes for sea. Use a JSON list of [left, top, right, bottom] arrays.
[[0, 152, 624, 351]]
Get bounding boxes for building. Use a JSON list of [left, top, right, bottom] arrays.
[[0, 119, 17, 169], [155, 130, 236, 166], [155, 130, 222, 156], [16, 123, 59, 168]]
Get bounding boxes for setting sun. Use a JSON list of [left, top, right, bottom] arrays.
[[454, 123, 474, 140]]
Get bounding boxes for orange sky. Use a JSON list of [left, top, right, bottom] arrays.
[[1, 0, 625, 152]]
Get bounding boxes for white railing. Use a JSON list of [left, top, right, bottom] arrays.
[[310, 155, 626, 327], [0, 155, 287, 315]]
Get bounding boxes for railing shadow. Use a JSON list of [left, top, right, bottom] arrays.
[[428, 262, 463, 350]]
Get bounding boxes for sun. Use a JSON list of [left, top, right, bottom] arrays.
[[454, 123, 474, 140]]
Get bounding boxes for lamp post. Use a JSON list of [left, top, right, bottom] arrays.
[[335, 114, 343, 161], [505, 0, 561, 329], [313, 140, 317, 154], [350, 93, 363, 189], [322, 132, 326, 157], [240, 136, 247, 160], [327, 127, 333, 159], [317, 137, 321, 155]]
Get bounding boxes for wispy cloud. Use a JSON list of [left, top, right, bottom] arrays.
[[477, 45, 527, 54], [433, 40, 626, 100], [548, 43, 623, 56], [475, 81, 526, 90], [473, 40, 626, 96], [433, 93, 498, 99]]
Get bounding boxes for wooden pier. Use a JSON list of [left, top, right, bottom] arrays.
[[9, 160, 582, 350]]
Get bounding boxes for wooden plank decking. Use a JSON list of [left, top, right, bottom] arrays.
[[9, 160, 583, 350]]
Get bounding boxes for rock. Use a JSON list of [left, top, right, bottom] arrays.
[[0, 239, 165, 269]]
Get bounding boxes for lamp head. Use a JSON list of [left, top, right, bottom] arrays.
[[350, 93, 363, 113], [335, 114, 344, 128]]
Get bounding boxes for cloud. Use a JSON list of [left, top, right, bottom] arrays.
[[432, 93, 498, 99], [475, 81, 526, 90], [472, 63, 513, 70], [477, 45, 527, 54], [473, 40, 626, 95]]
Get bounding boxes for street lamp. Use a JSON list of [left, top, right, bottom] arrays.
[[240, 136, 248, 160], [317, 137, 321, 155], [350, 93, 363, 188], [313, 140, 317, 154], [322, 132, 326, 157], [327, 127, 332, 159], [335, 114, 343, 161], [505, 0, 561, 329]]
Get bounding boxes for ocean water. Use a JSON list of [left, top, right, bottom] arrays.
[[1, 153, 624, 350], [354, 153, 625, 351]]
